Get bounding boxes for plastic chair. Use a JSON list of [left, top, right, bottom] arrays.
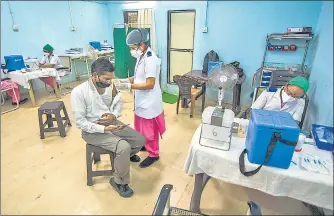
[[173, 75, 204, 118], [86, 144, 115, 186], [152, 184, 262, 216], [1, 83, 19, 114], [38, 101, 72, 139]]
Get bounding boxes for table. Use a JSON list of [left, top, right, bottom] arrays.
[[8, 68, 61, 107], [183, 122, 334, 213], [60, 49, 114, 81], [184, 70, 208, 112]]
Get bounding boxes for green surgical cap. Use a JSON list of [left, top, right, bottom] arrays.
[[288, 76, 310, 92], [43, 44, 54, 52]]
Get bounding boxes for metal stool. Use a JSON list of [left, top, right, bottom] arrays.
[[86, 144, 115, 186], [38, 101, 71, 139]]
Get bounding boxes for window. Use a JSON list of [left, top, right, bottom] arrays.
[[123, 11, 138, 27]]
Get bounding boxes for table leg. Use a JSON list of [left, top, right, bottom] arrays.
[[53, 78, 61, 98], [181, 98, 186, 108], [190, 173, 211, 213], [302, 202, 325, 215], [85, 58, 90, 77], [73, 59, 80, 81], [28, 80, 36, 107], [202, 84, 206, 112]]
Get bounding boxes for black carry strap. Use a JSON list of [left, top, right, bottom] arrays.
[[239, 132, 297, 177]]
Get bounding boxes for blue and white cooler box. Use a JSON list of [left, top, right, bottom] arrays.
[[4, 55, 25, 71], [239, 109, 300, 176]]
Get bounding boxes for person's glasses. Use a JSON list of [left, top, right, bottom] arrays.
[[98, 76, 112, 84], [286, 86, 304, 98]]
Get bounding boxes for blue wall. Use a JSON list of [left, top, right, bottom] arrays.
[[1, 1, 110, 89], [107, 1, 323, 105], [2, 0, 331, 127], [304, 1, 333, 129]]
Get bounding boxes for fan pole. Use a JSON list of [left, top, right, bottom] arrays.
[[217, 87, 224, 108]]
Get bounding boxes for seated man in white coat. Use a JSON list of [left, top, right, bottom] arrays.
[[71, 58, 145, 198], [251, 76, 309, 124]]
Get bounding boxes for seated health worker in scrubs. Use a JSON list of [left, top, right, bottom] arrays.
[[39, 44, 63, 91], [251, 76, 309, 124]]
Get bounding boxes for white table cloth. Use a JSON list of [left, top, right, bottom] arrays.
[[184, 123, 334, 211], [8, 68, 60, 89]]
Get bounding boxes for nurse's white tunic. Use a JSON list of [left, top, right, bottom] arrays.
[[251, 88, 305, 122], [133, 47, 163, 119]]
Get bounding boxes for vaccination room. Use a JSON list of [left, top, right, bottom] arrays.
[[1, 0, 333, 215]]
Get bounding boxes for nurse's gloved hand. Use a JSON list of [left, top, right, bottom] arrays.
[[114, 82, 131, 92], [117, 78, 131, 84]]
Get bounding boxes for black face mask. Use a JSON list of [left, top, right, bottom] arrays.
[[95, 76, 111, 88]]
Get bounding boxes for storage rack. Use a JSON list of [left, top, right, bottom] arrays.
[[257, 33, 313, 87]]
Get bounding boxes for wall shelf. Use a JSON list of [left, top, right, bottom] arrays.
[[268, 33, 313, 40], [254, 32, 313, 88]]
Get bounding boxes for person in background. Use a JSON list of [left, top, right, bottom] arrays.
[[71, 58, 145, 198], [251, 76, 309, 124], [115, 28, 166, 168], [39, 44, 63, 91], [1, 80, 28, 105]]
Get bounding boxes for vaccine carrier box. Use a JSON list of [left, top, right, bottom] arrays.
[[89, 41, 101, 51], [4, 55, 25, 71], [245, 109, 300, 169]]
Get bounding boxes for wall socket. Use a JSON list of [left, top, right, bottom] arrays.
[[12, 24, 19, 31], [202, 26, 208, 33], [71, 26, 77, 31]]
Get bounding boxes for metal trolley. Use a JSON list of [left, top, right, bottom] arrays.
[[152, 184, 262, 216]]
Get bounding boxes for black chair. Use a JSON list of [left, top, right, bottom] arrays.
[[173, 75, 204, 118], [86, 144, 115, 186], [152, 184, 262, 215]]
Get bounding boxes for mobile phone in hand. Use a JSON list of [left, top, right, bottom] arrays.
[[118, 124, 130, 130]]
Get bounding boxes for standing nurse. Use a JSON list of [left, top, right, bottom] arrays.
[[116, 28, 166, 168]]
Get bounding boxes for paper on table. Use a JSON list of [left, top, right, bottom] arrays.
[[300, 153, 333, 175]]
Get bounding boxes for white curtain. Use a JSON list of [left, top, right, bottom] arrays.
[[137, 8, 158, 55]]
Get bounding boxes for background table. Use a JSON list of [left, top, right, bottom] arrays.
[[8, 68, 61, 106], [183, 123, 334, 213], [60, 49, 114, 81], [183, 70, 208, 111]]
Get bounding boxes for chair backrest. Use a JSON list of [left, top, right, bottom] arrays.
[[173, 75, 199, 99], [269, 70, 309, 88], [299, 94, 309, 128]]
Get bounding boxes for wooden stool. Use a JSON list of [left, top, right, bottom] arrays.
[[86, 144, 115, 186], [38, 101, 71, 139]]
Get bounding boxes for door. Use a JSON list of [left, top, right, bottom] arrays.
[[167, 10, 196, 83]]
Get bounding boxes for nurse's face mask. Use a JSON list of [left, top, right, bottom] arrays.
[[94, 73, 114, 88], [284, 85, 304, 100], [130, 44, 143, 58]]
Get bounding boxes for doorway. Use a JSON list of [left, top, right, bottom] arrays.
[[167, 10, 196, 83]]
